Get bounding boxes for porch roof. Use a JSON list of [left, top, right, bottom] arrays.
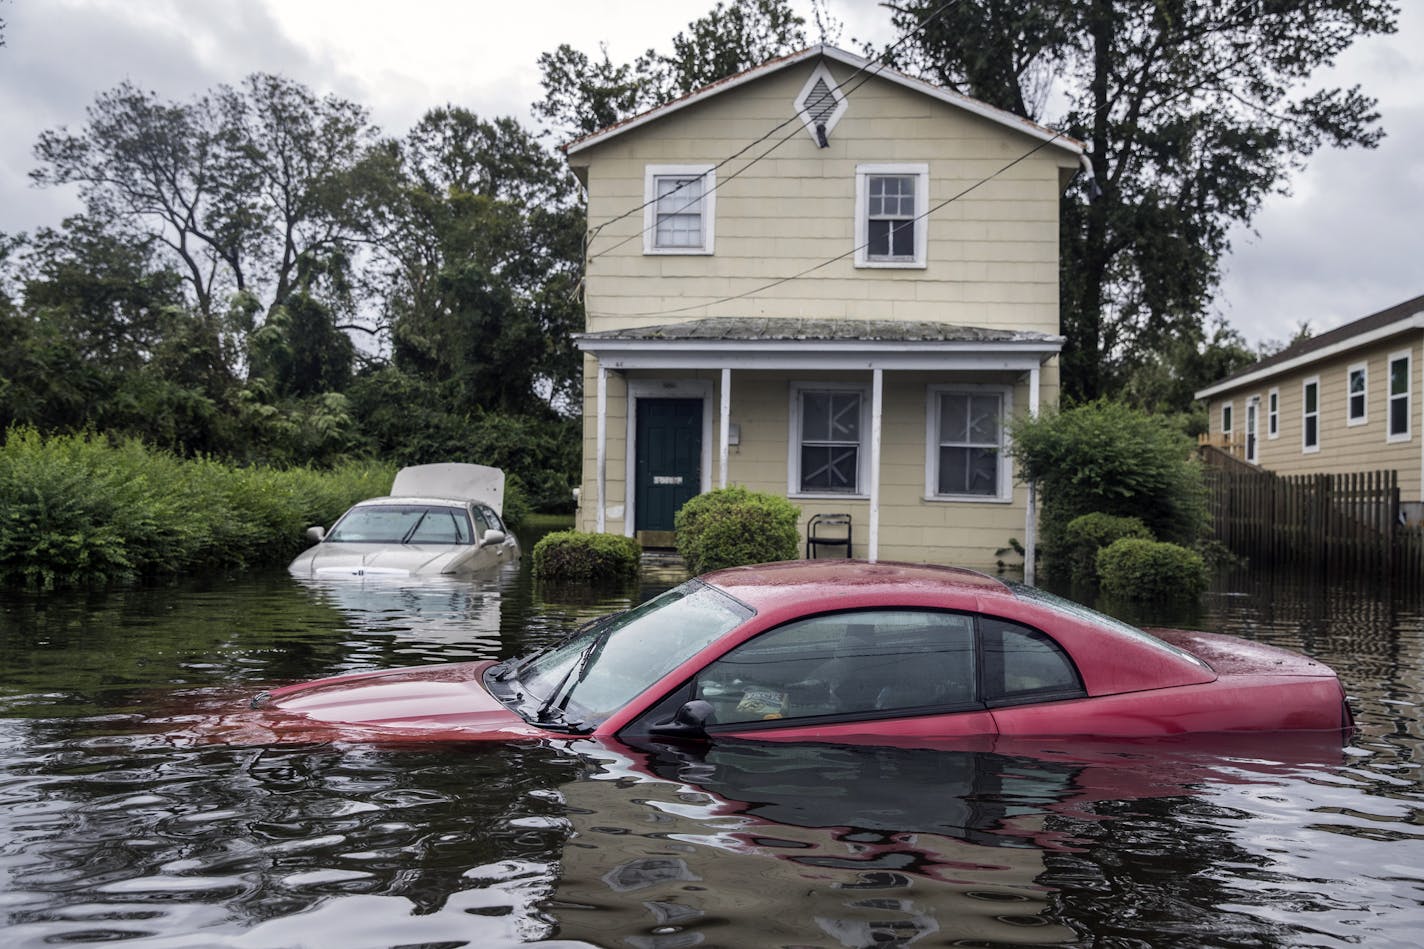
[[575, 317, 1063, 371]]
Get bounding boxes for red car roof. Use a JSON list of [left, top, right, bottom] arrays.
[[702, 560, 1013, 613]]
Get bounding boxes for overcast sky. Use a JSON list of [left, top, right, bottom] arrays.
[[1, 0, 1419, 347]]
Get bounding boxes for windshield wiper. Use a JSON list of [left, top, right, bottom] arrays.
[[534, 615, 618, 727], [399, 512, 428, 545]]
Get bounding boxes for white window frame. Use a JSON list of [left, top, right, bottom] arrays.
[[643, 164, 716, 255], [1220, 401, 1233, 440], [1302, 376, 1320, 454], [854, 163, 929, 269], [1347, 362, 1368, 426], [1267, 387, 1280, 439], [1388, 350, 1412, 443], [924, 384, 1013, 503], [788, 382, 870, 499]]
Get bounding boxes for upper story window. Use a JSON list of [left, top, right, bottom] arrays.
[[790, 383, 867, 496], [926, 386, 1011, 502], [1302, 377, 1320, 453], [1347, 363, 1367, 425], [1389, 351, 1412, 442], [1268, 388, 1279, 438], [855, 163, 928, 268], [643, 164, 715, 255]]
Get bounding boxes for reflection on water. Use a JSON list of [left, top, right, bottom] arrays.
[[1, 559, 1422, 948]]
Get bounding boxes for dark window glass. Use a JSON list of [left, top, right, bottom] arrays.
[[694, 611, 977, 724], [978, 617, 1084, 706]]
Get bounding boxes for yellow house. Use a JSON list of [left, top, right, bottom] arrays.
[[1195, 293, 1424, 518], [564, 45, 1086, 571]]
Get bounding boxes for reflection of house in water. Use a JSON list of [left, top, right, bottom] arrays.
[[548, 742, 1077, 947]]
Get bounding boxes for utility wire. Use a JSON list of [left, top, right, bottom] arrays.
[[581, 0, 968, 261]]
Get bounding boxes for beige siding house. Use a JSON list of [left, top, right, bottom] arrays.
[[564, 46, 1086, 571], [1195, 293, 1424, 512]]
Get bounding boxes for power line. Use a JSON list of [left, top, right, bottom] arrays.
[[581, 0, 968, 261], [590, 128, 1077, 322]]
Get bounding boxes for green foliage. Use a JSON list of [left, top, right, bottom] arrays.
[[892, 0, 1396, 401], [1009, 399, 1207, 563], [534, 0, 806, 141], [1096, 538, 1208, 603], [674, 486, 800, 575], [0, 427, 392, 589], [531, 530, 641, 582], [1061, 512, 1154, 586]]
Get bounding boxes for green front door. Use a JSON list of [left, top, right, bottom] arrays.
[[635, 398, 702, 533]]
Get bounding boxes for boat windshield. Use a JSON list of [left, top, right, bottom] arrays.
[[515, 579, 752, 730], [326, 504, 473, 545]]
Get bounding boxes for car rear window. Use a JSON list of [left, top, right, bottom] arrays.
[[1006, 582, 1210, 670]]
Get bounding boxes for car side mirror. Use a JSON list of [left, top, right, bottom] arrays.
[[481, 529, 506, 547], [305, 526, 326, 543], [649, 700, 715, 740]]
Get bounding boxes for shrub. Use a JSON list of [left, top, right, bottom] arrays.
[[1061, 512, 1154, 586], [1009, 399, 1208, 571], [674, 487, 800, 575], [1096, 537, 1208, 603], [0, 427, 392, 589], [532, 530, 641, 582]]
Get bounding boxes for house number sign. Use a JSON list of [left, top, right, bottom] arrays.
[[653, 475, 684, 485]]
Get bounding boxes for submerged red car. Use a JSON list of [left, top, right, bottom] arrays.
[[252, 561, 1353, 744]]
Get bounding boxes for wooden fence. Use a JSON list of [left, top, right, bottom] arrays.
[[1204, 466, 1424, 582]]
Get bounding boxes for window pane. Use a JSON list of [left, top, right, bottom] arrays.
[[979, 618, 1083, 704], [939, 393, 968, 442], [801, 392, 831, 442], [654, 176, 702, 248], [1391, 397, 1409, 435], [1305, 415, 1318, 446], [886, 220, 915, 257], [938, 446, 998, 496], [1350, 393, 1366, 419], [1392, 358, 1409, 396], [1350, 369, 1365, 394], [828, 393, 860, 440], [968, 395, 1000, 442], [694, 611, 976, 722], [1304, 384, 1317, 413], [801, 445, 859, 492], [867, 219, 891, 257]]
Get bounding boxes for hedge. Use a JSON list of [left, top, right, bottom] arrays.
[[531, 530, 642, 582], [1061, 512, 1154, 586], [1096, 537, 1209, 603], [674, 486, 799, 575]]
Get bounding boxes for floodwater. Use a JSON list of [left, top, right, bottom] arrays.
[[1, 556, 1421, 948]]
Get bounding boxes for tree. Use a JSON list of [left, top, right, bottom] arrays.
[[535, 0, 806, 142], [890, 0, 1397, 401], [31, 74, 381, 322], [373, 107, 584, 413]]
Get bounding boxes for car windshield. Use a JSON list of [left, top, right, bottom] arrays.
[[326, 504, 473, 545], [514, 579, 752, 729], [1006, 582, 1210, 669]]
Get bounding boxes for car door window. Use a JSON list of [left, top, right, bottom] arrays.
[[470, 506, 492, 539], [978, 617, 1084, 706], [694, 610, 977, 724]]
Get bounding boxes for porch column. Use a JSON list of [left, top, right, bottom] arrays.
[[1024, 366, 1041, 586], [595, 362, 608, 534], [868, 368, 883, 563], [719, 367, 731, 488]]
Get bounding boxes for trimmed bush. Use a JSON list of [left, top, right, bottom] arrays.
[[1061, 512, 1154, 586], [1096, 537, 1208, 603], [532, 530, 641, 582], [674, 486, 799, 575]]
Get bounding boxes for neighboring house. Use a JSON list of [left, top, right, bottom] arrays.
[[563, 45, 1086, 568], [1195, 293, 1424, 517]]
